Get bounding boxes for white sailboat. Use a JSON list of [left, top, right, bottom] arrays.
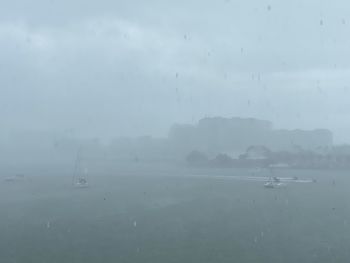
[[72, 148, 89, 188]]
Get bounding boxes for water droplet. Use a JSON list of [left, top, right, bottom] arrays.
[[134, 221, 137, 227]]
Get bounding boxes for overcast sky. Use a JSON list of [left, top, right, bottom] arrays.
[[1, 0, 350, 143]]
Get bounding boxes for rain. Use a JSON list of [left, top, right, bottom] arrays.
[[1, 0, 350, 262]]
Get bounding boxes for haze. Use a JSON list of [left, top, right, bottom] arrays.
[[1, 0, 350, 142], [3, 2, 350, 262]]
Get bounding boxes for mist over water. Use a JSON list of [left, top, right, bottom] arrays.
[[2, 0, 350, 262]]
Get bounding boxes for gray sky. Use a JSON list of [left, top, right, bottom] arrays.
[[1, 0, 350, 143]]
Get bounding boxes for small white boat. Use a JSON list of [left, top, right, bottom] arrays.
[[74, 177, 89, 188], [264, 182, 274, 188], [72, 148, 90, 189], [4, 174, 24, 182], [264, 180, 286, 189]]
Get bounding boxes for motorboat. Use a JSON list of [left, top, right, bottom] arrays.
[[264, 181, 275, 188], [264, 178, 286, 189]]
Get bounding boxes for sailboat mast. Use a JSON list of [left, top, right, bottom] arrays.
[[72, 147, 82, 186]]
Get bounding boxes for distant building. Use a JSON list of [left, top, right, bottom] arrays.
[[168, 117, 333, 156]]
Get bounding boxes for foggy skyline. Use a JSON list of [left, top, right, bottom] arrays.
[[1, 0, 350, 143]]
